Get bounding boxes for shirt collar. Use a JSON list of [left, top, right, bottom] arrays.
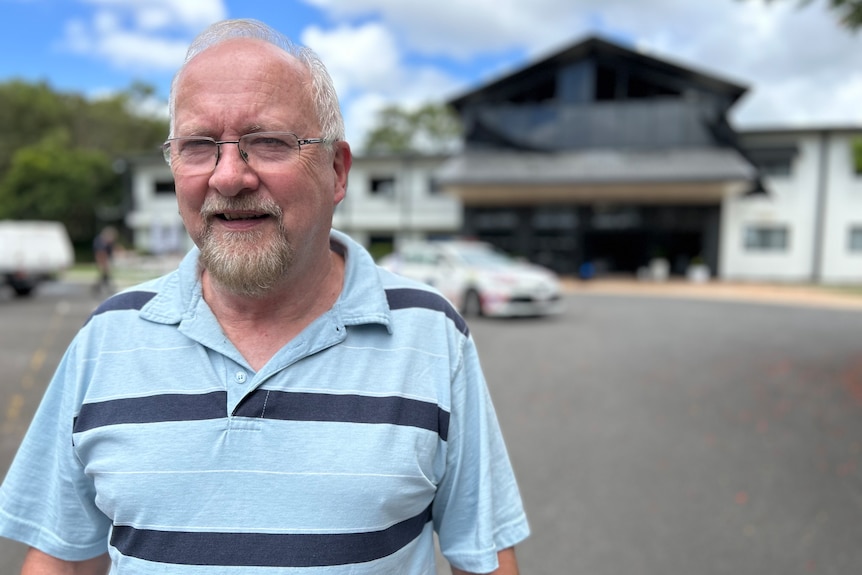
[[138, 229, 393, 333]]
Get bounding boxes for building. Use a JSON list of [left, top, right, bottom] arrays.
[[124, 35, 862, 284]]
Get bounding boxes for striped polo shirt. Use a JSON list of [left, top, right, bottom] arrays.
[[0, 230, 529, 574]]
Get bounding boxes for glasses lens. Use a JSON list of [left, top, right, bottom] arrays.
[[167, 138, 217, 175], [240, 133, 300, 169]]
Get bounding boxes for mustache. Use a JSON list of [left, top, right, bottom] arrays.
[[200, 195, 283, 219]]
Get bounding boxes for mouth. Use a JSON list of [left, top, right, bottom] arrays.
[[215, 212, 271, 222]]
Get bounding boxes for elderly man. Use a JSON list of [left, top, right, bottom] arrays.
[[0, 19, 528, 574]]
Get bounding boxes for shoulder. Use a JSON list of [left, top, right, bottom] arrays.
[[377, 266, 469, 338]]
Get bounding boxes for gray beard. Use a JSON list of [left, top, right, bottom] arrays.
[[197, 197, 294, 297]]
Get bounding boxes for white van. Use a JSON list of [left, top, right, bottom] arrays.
[[0, 220, 75, 296]]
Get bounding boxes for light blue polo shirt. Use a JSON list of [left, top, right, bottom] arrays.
[[0, 230, 529, 574]]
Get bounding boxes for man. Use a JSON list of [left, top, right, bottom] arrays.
[[91, 226, 118, 295], [0, 19, 528, 574]]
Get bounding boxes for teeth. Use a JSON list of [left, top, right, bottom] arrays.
[[222, 214, 260, 221]]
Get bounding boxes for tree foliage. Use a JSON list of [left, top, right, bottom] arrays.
[[745, 0, 862, 29], [363, 103, 462, 154], [0, 132, 118, 242], [0, 80, 169, 249]]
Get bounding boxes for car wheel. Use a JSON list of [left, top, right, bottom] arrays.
[[462, 289, 483, 317], [10, 281, 34, 297]]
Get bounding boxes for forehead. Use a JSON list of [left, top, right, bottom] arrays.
[[173, 38, 314, 133]]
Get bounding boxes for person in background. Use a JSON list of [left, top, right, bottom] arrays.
[[91, 226, 118, 295], [0, 18, 528, 575]]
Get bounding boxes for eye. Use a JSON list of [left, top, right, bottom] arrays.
[[244, 133, 298, 156], [177, 138, 215, 156]]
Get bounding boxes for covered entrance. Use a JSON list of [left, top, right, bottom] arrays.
[[440, 148, 755, 278], [462, 203, 720, 277]]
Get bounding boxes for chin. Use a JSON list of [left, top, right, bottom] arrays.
[[199, 229, 294, 296]]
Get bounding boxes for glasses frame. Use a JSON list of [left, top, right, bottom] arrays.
[[162, 131, 329, 175]]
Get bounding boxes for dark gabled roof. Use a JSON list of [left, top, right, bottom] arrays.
[[448, 35, 749, 108]]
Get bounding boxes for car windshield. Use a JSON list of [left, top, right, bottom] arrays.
[[457, 246, 514, 267]]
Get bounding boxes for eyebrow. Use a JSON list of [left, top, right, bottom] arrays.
[[179, 124, 270, 138]]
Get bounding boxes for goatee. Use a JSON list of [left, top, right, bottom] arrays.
[[197, 196, 294, 297]]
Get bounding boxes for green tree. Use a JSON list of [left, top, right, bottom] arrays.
[[744, 0, 862, 30], [0, 79, 169, 252], [0, 81, 71, 175], [363, 103, 462, 154], [0, 131, 120, 246]]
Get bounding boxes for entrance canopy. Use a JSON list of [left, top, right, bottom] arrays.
[[437, 148, 757, 204]]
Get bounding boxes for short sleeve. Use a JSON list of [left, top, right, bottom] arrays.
[[432, 335, 530, 573]]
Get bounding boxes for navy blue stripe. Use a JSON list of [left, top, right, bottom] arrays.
[[73, 392, 226, 434], [385, 288, 468, 336], [86, 291, 156, 324], [110, 503, 432, 567], [73, 391, 450, 440], [234, 390, 450, 441]]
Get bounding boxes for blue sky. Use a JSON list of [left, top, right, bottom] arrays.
[[2, 0, 862, 149]]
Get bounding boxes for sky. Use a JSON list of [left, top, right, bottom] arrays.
[[2, 0, 862, 150]]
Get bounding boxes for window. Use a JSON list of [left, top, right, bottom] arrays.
[[428, 177, 442, 196], [744, 225, 789, 251], [368, 235, 394, 261], [473, 210, 519, 230], [155, 181, 175, 195], [747, 146, 797, 179], [532, 207, 577, 230], [370, 176, 395, 198], [849, 226, 862, 252], [758, 159, 793, 178], [852, 137, 862, 176]]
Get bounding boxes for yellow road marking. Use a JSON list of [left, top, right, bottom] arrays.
[[6, 393, 25, 421], [7, 301, 70, 421], [29, 348, 46, 373]]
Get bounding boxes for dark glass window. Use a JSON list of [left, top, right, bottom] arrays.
[[370, 176, 395, 197], [744, 226, 789, 251], [155, 181, 175, 195]]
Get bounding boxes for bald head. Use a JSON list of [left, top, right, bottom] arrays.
[[168, 19, 344, 142]]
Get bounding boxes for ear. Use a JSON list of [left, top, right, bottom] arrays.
[[331, 141, 352, 206]]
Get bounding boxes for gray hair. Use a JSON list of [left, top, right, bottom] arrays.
[[168, 19, 344, 144]]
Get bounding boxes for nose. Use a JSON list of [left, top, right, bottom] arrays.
[[209, 142, 258, 196], [215, 141, 249, 165]]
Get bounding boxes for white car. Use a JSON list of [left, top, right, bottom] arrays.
[[380, 240, 564, 317], [0, 220, 74, 297]]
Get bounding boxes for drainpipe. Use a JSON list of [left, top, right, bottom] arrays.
[[811, 131, 830, 283]]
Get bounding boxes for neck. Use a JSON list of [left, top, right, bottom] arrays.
[[201, 247, 345, 369]]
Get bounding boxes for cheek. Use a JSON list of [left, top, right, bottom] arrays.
[[174, 183, 206, 235]]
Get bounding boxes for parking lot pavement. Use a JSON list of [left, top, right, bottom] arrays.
[[563, 278, 862, 311]]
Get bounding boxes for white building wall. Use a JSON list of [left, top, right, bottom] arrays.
[[125, 160, 191, 254], [334, 155, 461, 248], [722, 135, 819, 281], [819, 133, 862, 283]]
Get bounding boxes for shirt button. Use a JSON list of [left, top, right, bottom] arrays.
[[234, 371, 247, 384]]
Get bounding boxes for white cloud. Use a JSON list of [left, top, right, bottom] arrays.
[[303, 0, 584, 58], [301, 21, 464, 149], [341, 92, 389, 149], [63, 0, 227, 71], [80, 0, 226, 30], [302, 22, 402, 98], [300, 0, 862, 129]]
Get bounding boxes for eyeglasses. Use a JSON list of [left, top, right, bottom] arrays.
[[162, 132, 328, 176]]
